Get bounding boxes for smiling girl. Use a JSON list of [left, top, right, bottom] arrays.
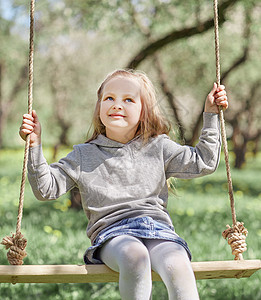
[[99, 75, 142, 143], [20, 69, 228, 300]]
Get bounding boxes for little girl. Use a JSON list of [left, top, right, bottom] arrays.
[[20, 69, 228, 300]]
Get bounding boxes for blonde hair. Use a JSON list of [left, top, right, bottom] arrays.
[[87, 69, 171, 143]]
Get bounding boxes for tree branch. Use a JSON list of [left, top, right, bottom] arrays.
[[128, 1, 186, 140], [127, 0, 239, 69], [187, 47, 249, 146], [153, 55, 186, 142]]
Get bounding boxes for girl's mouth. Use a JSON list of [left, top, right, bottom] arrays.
[[109, 114, 125, 117]]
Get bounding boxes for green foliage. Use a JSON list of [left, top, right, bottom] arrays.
[[0, 0, 261, 147], [1, 0, 261, 149], [0, 148, 260, 299]]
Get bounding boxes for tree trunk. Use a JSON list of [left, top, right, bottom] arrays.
[[153, 55, 186, 142], [50, 70, 72, 160], [234, 144, 247, 169], [0, 63, 3, 148], [0, 64, 27, 148]]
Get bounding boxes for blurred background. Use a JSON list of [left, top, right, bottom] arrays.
[[0, 0, 260, 163], [0, 0, 261, 299]]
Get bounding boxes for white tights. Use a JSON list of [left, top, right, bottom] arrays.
[[99, 235, 199, 300]]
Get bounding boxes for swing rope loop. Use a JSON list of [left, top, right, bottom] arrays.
[[1, 0, 35, 265], [213, 0, 247, 260]]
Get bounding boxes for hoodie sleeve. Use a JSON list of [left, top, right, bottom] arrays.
[[163, 113, 221, 179], [27, 144, 81, 201]]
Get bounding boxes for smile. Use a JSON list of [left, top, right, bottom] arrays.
[[109, 114, 125, 118]]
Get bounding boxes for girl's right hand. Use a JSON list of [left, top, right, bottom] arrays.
[[19, 110, 42, 147]]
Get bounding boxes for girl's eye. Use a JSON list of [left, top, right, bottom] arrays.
[[125, 98, 134, 103], [106, 97, 114, 101]]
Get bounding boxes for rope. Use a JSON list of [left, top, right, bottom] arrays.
[[222, 223, 248, 261], [1, 0, 35, 265], [213, 0, 247, 260]]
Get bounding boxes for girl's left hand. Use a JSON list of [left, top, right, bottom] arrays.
[[205, 82, 228, 114]]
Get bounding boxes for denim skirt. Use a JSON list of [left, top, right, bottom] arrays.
[[84, 216, 191, 264]]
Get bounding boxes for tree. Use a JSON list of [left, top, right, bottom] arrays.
[[125, 0, 261, 167], [0, 12, 28, 148], [1, 0, 260, 162], [227, 81, 261, 168], [127, 0, 239, 69]]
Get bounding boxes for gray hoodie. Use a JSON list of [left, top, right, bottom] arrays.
[[28, 112, 221, 244]]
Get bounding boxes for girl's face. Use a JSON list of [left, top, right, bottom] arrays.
[[99, 76, 142, 143]]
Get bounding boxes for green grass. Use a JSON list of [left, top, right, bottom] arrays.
[[0, 148, 260, 299]]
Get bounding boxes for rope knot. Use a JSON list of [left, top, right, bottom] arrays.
[[1, 232, 27, 265], [222, 222, 248, 260]]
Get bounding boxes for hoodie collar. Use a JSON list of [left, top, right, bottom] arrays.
[[89, 134, 142, 148]]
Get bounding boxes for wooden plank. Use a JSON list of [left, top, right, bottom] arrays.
[[0, 260, 260, 284], [192, 260, 261, 280]]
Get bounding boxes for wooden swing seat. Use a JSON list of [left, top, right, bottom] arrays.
[[0, 260, 260, 284]]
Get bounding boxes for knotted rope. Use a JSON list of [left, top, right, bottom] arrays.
[[213, 0, 247, 260], [222, 222, 248, 260], [1, 0, 35, 265]]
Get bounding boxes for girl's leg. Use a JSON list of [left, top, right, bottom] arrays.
[[143, 239, 199, 300], [99, 235, 152, 300]]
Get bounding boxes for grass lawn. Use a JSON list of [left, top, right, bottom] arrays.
[[0, 148, 260, 299]]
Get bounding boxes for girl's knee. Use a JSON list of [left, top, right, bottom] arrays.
[[100, 236, 151, 275], [119, 241, 151, 273], [164, 254, 192, 278], [149, 242, 193, 280]]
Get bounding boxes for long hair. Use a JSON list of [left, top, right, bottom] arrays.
[[86, 69, 171, 143]]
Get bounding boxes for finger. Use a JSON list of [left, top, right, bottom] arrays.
[[23, 113, 34, 121], [19, 127, 31, 140], [32, 110, 39, 123], [215, 95, 227, 102], [215, 90, 227, 98], [216, 99, 228, 109], [22, 118, 35, 127], [209, 82, 217, 96], [21, 122, 35, 132], [20, 128, 33, 135], [216, 84, 225, 92], [21, 122, 34, 131], [215, 97, 228, 104]]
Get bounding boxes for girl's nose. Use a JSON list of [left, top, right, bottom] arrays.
[[112, 104, 123, 110]]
